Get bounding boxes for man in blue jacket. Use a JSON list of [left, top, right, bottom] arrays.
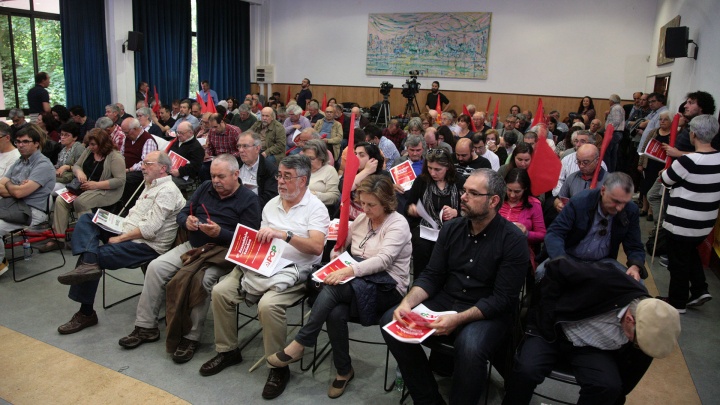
[[540, 172, 646, 281]]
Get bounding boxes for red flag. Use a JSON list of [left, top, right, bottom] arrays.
[[144, 92, 149, 108], [196, 92, 208, 113], [486, 97, 492, 113], [530, 98, 544, 127], [321, 93, 328, 111], [527, 124, 562, 195], [491, 100, 500, 128], [152, 86, 161, 115], [286, 87, 292, 104], [590, 124, 614, 189], [435, 95, 442, 124], [206, 92, 217, 114], [463, 104, 476, 132], [335, 112, 358, 251], [164, 137, 177, 153], [664, 113, 681, 170]]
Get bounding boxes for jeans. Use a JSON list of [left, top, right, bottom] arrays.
[[603, 130, 624, 173], [68, 213, 159, 305], [667, 234, 708, 308], [380, 293, 510, 405], [294, 282, 401, 376]]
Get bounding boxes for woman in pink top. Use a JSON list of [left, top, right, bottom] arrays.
[[499, 168, 546, 269]]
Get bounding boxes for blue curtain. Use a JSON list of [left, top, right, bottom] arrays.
[[197, 0, 250, 101], [59, 0, 111, 120], [133, 0, 191, 106]]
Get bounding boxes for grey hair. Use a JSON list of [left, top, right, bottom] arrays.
[[603, 172, 634, 195], [505, 114, 516, 121], [287, 104, 303, 115], [212, 153, 240, 172], [136, 107, 152, 117], [155, 151, 173, 174], [658, 111, 672, 120], [515, 113, 527, 122], [127, 118, 141, 130], [95, 116, 114, 129], [609, 94, 621, 104], [441, 112, 453, 121], [8, 108, 24, 119], [405, 134, 426, 149], [468, 168, 506, 211], [279, 154, 312, 184], [300, 128, 321, 139], [0, 122, 9, 137], [689, 114, 720, 144], [308, 101, 319, 110], [238, 103, 250, 112], [407, 117, 423, 132], [524, 131, 538, 141], [575, 129, 595, 144], [302, 139, 328, 166], [240, 130, 262, 147], [105, 104, 120, 114]]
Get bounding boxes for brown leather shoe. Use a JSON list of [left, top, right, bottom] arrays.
[[328, 368, 354, 399], [38, 240, 64, 253], [118, 326, 160, 349], [172, 338, 200, 364], [262, 366, 290, 399], [199, 348, 243, 376], [57, 262, 102, 285], [58, 311, 98, 335]]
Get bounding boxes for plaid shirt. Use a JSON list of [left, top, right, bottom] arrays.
[[382, 128, 407, 151], [121, 131, 159, 171], [207, 123, 241, 157], [110, 125, 125, 150]]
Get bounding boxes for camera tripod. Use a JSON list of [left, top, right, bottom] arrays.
[[375, 94, 391, 127], [402, 94, 421, 122]]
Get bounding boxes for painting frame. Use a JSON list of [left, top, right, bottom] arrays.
[[657, 15, 681, 66]]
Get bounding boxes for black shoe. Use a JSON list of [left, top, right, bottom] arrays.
[[118, 326, 160, 349], [199, 348, 243, 376], [655, 296, 686, 314], [646, 214, 654, 222], [639, 210, 648, 217], [172, 337, 200, 364], [262, 366, 290, 399], [687, 292, 712, 307]]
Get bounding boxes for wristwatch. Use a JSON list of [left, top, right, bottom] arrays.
[[285, 231, 294, 243]]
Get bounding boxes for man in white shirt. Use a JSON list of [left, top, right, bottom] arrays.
[[237, 131, 278, 208], [0, 123, 20, 177], [472, 133, 500, 171]]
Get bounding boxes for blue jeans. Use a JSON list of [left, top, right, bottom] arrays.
[[380, 292, 511, 405], [603, 130, 624, 172], [68, 213, 159, 305]]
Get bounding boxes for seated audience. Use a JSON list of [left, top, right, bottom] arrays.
[[383, 119, 407, 152], [236, 131, 278, 208], [456, 114, 474, 139], [338, 142, 389, 220], [38, 111, 60, 142], [485, 129, 507, 165], [455, 138, 491, 178], [283, 104, 312, 148], [552, 130, 602, 197], [230, 103, 257, 132], [301, 139, 340, 206], [554, 144, 606, 212], [170, 100, 200, 132], [314, 105, 343, 161], [577, 96, 597, 126], [424, 127, 452, 155], [0, 123, 20, 177], [365, 124, 400, 171], [199, 113, 241, 181], [95, 116, 125, 150], [472, 132, 500, 171], [52, 122, 86, 192], [250, 107, 286, 166], [152, 106, 177, 138], [500, 168, 546, 267], [305, 101, 325, 125], [167, 121, 205, 188], [406, 117, 424, 137], [497, 142, 533, 179], [136, 107, 163, 138], [436, 125, 457, 151], [8, 108, 28, 140], [119, 117, 159, 209]]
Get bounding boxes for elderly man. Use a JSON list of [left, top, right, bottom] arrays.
[[313, 105, 343, 161], [0, 127, 54, 275], [248, 107, 286, 166], [95, 116, 125, 150], [136, 107, 163, 138], [395, 134, 425, 178], [305, 101, 324, 125], [382, 119, 407, 152], [118, 154, 260, 363], [604, 94, 626, 172], [542, 172, 646, 282], [381, 169, 528, 405], [168, 121, 204, 188], [365, 124, 399, 170], [503, 257, 680, 405], [170, 100, 200, 133], [56, 151, 185, 333], [455, 138, 491, 178], [237, 131, 278, 208], [8, 108, 28, 140], [554, 144, 606, 212], [283, 104, 312, 148], [589, 118, 603, 136], [230, 103, 257, 132], [552, 131, 607, 197], [424, 127, 452, 155], [472, 133, 500, 171], [198, 80, 219, 104], [117, 103, 133, 122], [105, 104, 123, 126], [472, 111, 490, 135], [342, 106, 370, 141], [119, 117, 159, 208], [200, 154, 329, 400]]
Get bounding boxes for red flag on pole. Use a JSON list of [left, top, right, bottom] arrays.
[[435, 96, 442, 124], [486, 97, 492, 114], [152, 86, 161, 115], [196, 92, 208, 113], [335, 113, 358, 251], [206, 93, 217, 114], [527, 124, 562, 195], [286, 87, 292, 104], [463, 104, 476, 132], [530, 98, 544, 128], [491, 100, 500, 128], [321, 93, 328, 111], [590, 124, 614, 189], [664, 113, 681, 170]]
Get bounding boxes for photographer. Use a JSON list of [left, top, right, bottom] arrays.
[[425, 80, 450, 112]]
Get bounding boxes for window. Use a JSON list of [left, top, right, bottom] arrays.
[[188, 0, 198, 98], [0, 0, 64, 112]]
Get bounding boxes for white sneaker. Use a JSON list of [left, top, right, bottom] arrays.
[[687, 293, 712, 307], [0, 259, 9, 277]]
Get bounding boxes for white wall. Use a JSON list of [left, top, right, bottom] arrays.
[[263, 0, 658, 100], [105, 0, 136, 113], [648, 0, 720, 113]]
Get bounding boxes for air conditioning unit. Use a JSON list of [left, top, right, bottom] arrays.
[[256, 65, 274, 83]]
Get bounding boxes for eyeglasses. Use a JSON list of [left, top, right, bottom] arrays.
[[576, 157, 598, 167], [141, 161, 158, 166], [14, 140, 34, 145], [237, 143, 257, 149], [598, 218, 609, 236], [462, 188, 494, 199], [426, 148, 449, 158], [274, 173, 305, 182], [358, 228, 377, 249]]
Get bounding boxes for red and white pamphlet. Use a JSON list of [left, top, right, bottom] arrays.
[[311, 251, 358, 283], [57, 188, 77, 204], [168, 151, 190, 171], [642, 138, 668, 164], [382, 304, 457, 344], [225, 224, 291, 277], [390, 160, 417, 191], [327, 218, 353, 241]]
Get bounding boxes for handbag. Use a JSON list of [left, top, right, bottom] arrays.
[[67, 160, 101, 196]]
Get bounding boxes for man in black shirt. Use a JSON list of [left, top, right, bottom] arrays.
[[69, 105, 95, 143], [454, 138, 491, 178], [381, 168, 528, 405], [425, 80, 450, 112], [27, 72, 51, 114], [296, 78, 312, 110]]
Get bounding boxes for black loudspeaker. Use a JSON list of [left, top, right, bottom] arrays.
[[665, 26, 689, 58], [127, 31, 144, 52]]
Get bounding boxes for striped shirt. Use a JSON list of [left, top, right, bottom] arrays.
[[562, 305, 629, 350], [662, 151, 720, 237]]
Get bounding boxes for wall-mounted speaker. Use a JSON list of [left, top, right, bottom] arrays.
[[664, 26, 689, 59], [127, 31, 144, 52]]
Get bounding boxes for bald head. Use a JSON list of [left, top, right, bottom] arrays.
[[424, 128, 438, 149], [577, 143, 600, 176], [455, 138, 474, 163]]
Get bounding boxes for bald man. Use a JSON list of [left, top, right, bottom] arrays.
[[424, 127, 451, 154], [554, 144, 607, 212], [454, 138, 491, 178], [250, 107, 286, 165]]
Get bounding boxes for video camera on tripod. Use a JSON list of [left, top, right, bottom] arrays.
[[380, 81, 394, 96], [401, 70, 421, 99]]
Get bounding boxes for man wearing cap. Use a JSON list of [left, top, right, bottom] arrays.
[[502, 256, 681, 405]]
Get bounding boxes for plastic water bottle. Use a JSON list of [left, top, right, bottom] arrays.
[[395, 366, 404, 392], [23, 237, 32, 260]]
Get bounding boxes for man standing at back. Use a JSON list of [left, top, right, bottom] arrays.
[[27, 72, 51, 115], [297, 78, 312, 110], [198, 80, 219, 104]]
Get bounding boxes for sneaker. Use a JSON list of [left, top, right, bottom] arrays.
[[659, 255, 669, 268], [118, 326, 161, 349], [656, 296, 686, 314], [687, 292, 712, 307], [0, 258, 8, 277], [172, 338, 200, 364], [58, 311, 98, 334]]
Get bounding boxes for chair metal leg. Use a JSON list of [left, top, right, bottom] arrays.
[[102, 269, 143, 309], [9, 229, 67, 282]]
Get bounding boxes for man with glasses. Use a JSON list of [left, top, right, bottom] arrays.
[[0, 126, 54, 276], [472, 133, 500, 171], [636, 93, 668, 153], [541, 172, 646, 282], [555, 144, 606, 212], [117, 154, 259, 364], [56, 151, 185, 333], [552, 131, 607, 197], [282, 104, 312, 149], [381, 168, 528, 405], [119, 117, 159, 209], [313, 105, 343, 162], [8, 108, 28, 141], [202, 154, 329, 400], [237, 131, 278, 207], [167, 121, 205, 188]]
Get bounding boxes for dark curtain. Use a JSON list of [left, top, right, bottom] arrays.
[[59, 0, 111, 120], [197, 0, 250, 101], [133, 0, 191, 106]]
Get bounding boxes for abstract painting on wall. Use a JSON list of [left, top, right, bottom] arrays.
[[366, 12, 492, 79]]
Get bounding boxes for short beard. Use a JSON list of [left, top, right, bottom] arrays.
[[279, 188, 301, 201]]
